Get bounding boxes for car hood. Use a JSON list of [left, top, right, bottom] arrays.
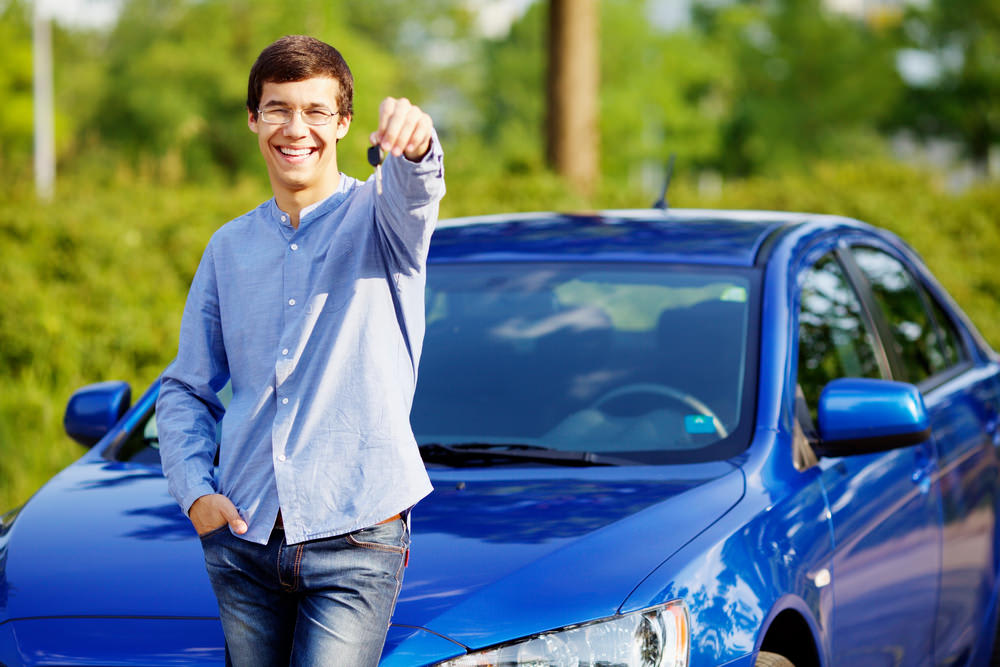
[[1, 457, 744, 653]]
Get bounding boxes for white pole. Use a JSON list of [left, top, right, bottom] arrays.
[[33, 1, 55, 201]]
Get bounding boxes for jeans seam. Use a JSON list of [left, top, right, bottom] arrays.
[[277, 540, 301, 592], [385, 537, 408, 630], [292, 544, 304, 591], [345, 532, 406, 554]]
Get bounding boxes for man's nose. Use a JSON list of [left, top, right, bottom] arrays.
[[282, 111, 309, 136]]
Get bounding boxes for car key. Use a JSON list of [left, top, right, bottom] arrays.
[[368, 145, 384, 195]]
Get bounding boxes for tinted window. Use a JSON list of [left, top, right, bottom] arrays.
[[130, 266, 755, 465], [851, 247, 953, 382], [117, 411, 162, 463], [928, 294, 966, 367], [121, 383, 232, 464], [798, 254, 883, 419], [414, 263, 756, 462]]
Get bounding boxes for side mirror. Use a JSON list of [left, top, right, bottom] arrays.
[[815, 378, 930, 457], [64, 381, 132, 447]]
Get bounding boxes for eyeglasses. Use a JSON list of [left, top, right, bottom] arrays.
[[257, 107, 340, 126]]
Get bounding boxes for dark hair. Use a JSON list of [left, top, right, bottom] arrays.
[[247, 35, 353, 120]]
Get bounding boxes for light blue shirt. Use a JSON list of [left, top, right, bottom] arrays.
[[157, 140, 444, 545]]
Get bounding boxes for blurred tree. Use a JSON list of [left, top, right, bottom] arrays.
[[475, 2, 547, 174], [0, 0, 34, 179], [547, 0, 599, 193], [472, 0, 734, 193], [598, 0, 733, 191], [696, 0, 903, 175], [891, 0, 999, 176]]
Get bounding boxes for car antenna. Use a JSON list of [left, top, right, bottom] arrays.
[[652, 153, 676, 211]]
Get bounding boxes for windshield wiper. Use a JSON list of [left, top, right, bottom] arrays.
[[418, 442, 634, 467]]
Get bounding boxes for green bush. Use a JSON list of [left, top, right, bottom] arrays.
[[1, 157, 996, 513], [0, 173, 269, 511]]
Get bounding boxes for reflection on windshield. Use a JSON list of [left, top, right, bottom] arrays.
[[413, 263, 755, 463]]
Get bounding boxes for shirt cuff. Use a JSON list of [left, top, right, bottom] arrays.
[[395, 129, 444, 173], [179, 483, 218, 517]]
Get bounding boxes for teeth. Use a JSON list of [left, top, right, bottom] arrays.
[[279, 147, 313, 156]]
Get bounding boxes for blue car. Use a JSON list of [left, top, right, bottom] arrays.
[[3, 209, 1000, 666]]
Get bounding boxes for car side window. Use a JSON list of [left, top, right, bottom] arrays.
[[797, 253, 883, 421], [117, 381, 232, 463], [928, 294, 965, 368], [850, 246, 959, 383]]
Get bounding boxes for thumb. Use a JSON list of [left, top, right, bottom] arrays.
[[222, 502, 248, 534]]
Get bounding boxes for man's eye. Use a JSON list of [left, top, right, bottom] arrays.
[[264, 109, 292, 122], [305, 110, 333, 122]]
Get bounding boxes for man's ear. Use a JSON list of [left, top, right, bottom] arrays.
[[248, 108, 259, 134], [335, 114, 351, 141]]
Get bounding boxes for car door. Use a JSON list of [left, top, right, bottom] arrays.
[[845, 243, 1000, 666], [795, 245, 942, 666]]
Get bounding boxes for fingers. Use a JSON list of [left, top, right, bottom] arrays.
[[370, 97, 433, 161]]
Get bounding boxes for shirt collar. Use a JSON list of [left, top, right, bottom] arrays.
[[269, 174, 355, 233]]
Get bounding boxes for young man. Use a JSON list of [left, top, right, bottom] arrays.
[[156, 35, 444, 666]]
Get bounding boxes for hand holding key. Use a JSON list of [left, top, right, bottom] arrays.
[[369, 97, 434, 163]]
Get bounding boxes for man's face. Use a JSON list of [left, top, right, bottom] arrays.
[[248, 77, 351, 203]]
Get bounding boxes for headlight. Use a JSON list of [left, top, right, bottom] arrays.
[[437, 600, 689, 667]]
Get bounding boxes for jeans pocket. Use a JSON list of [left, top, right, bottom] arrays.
[[345, 520, 407, 554], [198, 523, 230, 540]]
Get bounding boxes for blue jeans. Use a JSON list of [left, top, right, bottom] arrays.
[[199, 518, 410, 667]]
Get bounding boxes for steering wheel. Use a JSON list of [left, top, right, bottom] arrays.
[[588, 383, 728, 438]]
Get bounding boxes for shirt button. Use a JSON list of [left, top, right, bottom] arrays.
[[282, 397, 289, 405], [280, 215, 287, 223], [290, 243, 299, 251], [288, 298, 296, 306], [278, 454, 286, 462], [282, 348, 289, 356]]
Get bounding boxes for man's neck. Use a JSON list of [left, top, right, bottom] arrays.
[[274, 173, 342, 229]]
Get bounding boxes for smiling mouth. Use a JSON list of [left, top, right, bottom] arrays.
[[277, 146, 317, 161]]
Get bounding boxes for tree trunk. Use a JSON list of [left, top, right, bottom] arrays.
[[546, 0, 599, 194]]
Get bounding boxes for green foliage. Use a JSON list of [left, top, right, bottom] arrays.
[[475, 1, 547, 174], [0, 0, 34, 178], [703, 0, 903, 174], [0, 173, 270, 512], [890, 0, 1000, 172], [597, 0, 733, 180]]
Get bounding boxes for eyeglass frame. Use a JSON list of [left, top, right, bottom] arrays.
[[256, 107, 342, 126]]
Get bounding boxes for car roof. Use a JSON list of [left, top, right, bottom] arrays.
[[430, 209, 868, 267]]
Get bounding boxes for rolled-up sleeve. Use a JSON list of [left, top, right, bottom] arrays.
[[157, 242, 230, 515]]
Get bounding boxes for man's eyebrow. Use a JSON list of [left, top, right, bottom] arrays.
[[260, 100, 334, 110]]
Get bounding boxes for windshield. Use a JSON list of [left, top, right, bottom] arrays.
[[413, 263, 757, 463], [123, 263, 757, 466]]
